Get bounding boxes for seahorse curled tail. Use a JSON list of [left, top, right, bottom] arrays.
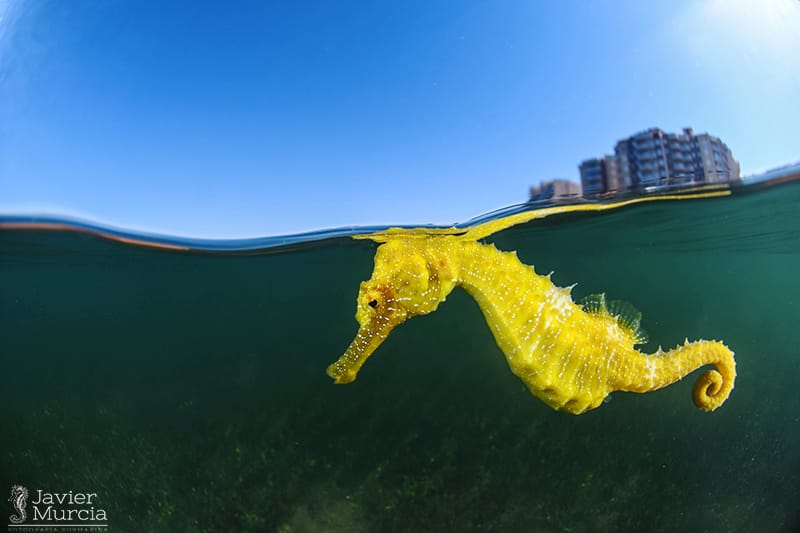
[[619, 340, 736, 412], [681, 341, 736, 411]]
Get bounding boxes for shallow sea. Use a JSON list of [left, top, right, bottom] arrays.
[[1, 182, 799, 532]]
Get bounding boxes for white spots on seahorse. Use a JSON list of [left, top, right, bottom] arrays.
[[559, 339, 578, 380], [644, 357, 657, 385], [546, 285, 574, 320]]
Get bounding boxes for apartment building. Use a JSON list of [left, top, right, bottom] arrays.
[[581, 128, 740, 197]]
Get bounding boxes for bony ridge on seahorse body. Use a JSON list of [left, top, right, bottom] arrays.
[[326, 192, 736, 414]]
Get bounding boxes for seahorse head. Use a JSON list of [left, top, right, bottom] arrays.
[[327, 238, 457, 384]]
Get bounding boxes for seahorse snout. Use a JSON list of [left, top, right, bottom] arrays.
[[327, 314, 404, 384]]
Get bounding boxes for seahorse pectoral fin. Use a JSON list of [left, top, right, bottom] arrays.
[[326, 317, 401, 384]]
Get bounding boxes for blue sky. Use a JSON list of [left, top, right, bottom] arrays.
[[1, 0, 799, 238]]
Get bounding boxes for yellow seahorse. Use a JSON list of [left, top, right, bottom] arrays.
[[327, 190, 736, 414]]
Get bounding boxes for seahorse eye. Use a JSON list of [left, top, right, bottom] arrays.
[[368, 299, 378, 308]]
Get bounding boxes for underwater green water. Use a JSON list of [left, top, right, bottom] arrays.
[[2, 183, 799, 532]]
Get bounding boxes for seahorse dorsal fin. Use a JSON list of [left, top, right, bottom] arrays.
[[580, 294, 648, 345], [579, 293, 608, 315], [607, 299, 649, 345]]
